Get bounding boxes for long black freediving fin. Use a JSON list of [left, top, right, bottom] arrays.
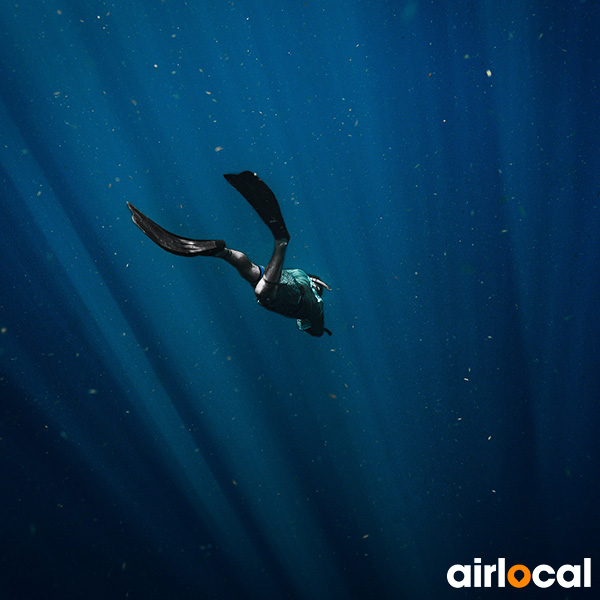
[[223, 171, 290, 241], [127, 202, 225, 257]]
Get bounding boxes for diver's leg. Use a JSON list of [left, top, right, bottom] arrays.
[[128, 203, 261, 282], [223, 171, 291, 297], [254, 239, 288, 299], [215, 247, 262, 283]]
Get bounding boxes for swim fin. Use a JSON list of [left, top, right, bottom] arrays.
[[127, 202, 225, 257], [223, 171, 290, 241]]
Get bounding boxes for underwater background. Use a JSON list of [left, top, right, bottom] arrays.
[[1, 1, 598, 598]]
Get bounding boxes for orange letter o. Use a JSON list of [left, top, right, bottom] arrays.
[[507, 564, 531, 588]]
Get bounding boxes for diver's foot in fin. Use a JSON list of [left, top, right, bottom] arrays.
[[223, 171, 290, 242], [127, 202, 225, 257]]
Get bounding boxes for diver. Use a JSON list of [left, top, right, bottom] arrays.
[[127, 171, 332, 337]]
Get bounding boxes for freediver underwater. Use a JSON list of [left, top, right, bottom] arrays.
[[127, 171, 332, 337]]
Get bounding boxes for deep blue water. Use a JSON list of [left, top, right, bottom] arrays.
[[1, 1, 599, 599]]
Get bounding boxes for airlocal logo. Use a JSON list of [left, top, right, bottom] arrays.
[[447, 558, 591, 589]]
